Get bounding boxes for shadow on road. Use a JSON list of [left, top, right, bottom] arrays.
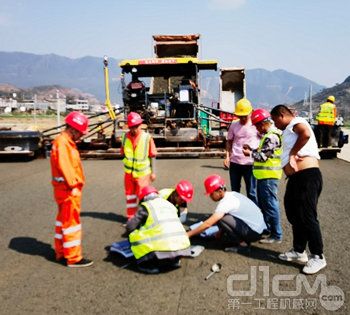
[[8, 237, 56, 262], [200, 164, 229, 170], [81, 211, 127, 224]]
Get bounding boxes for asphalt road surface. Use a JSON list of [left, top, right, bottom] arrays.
[[1, 156, 349, 315]]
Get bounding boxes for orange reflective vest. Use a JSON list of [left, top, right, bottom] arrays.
[[50, 131, 85, 190]]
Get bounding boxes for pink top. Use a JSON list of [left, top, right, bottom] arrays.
[[227, 120, 261, 165]]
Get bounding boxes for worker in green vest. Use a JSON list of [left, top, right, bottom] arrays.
[[316, 95, 336, 148], [126, 186, 191, 274], [158, 180, 194, 223], [242, 108, 283, 244]]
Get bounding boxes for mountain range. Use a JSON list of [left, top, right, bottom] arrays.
[[0, 52, 348, 117]]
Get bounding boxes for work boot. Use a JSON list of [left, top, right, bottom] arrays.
[[278, 248, 308, 262], [302, 254, 327, 274], [67, 258, 94, 268]]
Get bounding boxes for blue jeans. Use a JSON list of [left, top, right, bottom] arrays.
[[229, 162, 258, 205], [257, 178, 282, 240]]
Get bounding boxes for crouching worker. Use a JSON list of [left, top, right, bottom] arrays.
[[187, 175, 267, 254], [126, 186, 191, 274], [159, 180, 194, 223]]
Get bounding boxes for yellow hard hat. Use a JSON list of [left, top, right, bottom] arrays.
[[98, 117, 102, 122], [327, 95, 335, 103], [235, 99, 253, 116]]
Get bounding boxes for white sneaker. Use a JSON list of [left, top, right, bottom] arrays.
[[303, 254, 327, 274], [278, 248, 308, 262]]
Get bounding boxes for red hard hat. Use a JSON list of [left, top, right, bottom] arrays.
[[175, 180, 194, 202], [251, 108, 271, 125], [65, 111, 89, 134], [204, 174, 226, 195], [139, 186, 158, 202], [127, 112, 143, 127]]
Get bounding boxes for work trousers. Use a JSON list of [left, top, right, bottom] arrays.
[[218, 214, 262, 246], [124, 173, 150, 220], [318, 124, 332, 147], [284, 168, 323, 256], [229, 162, 258, 205], [257, 178, 282, 240], [54, 188, 83, 264]]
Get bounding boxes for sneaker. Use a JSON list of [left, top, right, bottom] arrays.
[[303, 254, 327, 274], [55, 257, 67, 265], [137, 264, 159, 274], [259, 237, 282, 244], [67, 258, 94, 268], [278, 248, 308, 262], [225, 244, 251, 254], [171, 259, 181, 269]]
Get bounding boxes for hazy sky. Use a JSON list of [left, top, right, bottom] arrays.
[[1, 0, 349, 87]]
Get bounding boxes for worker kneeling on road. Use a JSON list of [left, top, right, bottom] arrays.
[[126, 186, 191, 274], [159, 180, 194, 223], [50, 111, 93, 268], [187, 175, 267, 254]]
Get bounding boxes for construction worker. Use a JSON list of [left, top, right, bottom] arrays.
[[224, 99, 260, 205], [121, 112, 158, 222], [158, 180, 194, 223], [242, 109, 283, 244], [126, 186, 191, 274], [97, 117, 105, 139], [50, 111, 93, 268], [271, 105, 326, 274], [316, 95, 336, 148], [187, 175, 267, 254]]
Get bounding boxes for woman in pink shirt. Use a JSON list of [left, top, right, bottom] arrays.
[[224, 99, 260, 205]]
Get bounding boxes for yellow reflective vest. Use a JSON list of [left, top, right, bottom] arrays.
[[253, 130, 283, 180], [316, 102, 335, 125], [122, 132, 151, 178], [129, 197, 190, 259]]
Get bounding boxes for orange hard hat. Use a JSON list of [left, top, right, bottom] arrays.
[[139, 186, 158, 202], [251, 108, 271, 125], [175, 180, 194, 202], [127, 112, 143, 127], [204, 174, 226, 195], [65, 111, 89, 134]]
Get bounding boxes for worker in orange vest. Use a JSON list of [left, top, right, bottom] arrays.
[[50, 111, 93, 268], [316, 95, 337, 148], [121, 112, 158, 222]]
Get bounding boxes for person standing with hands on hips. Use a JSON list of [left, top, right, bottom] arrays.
[[121, 112, 158, 222], [50, 111, 93, 268], [271, 105, 326, 274], [242, 108, 283, 244], [224, 99, 260, 204]]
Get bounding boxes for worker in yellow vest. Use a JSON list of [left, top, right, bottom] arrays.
[[242, 109, 283, 244], [316, 95, 336, 148], [158, 180, 194, 223], [126, 186, 191, 274], [121, 112, 158, 221]]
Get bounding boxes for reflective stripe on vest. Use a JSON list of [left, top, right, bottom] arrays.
[[158, 188, 180, 214], [122, 132, 151, 177], [129, 197, 190, 259], [253, 130, 283, 180], [52, 176, 65, 182], [316, 102, 335, 124]]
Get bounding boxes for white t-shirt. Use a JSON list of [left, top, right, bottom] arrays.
[[281, 117, 320, 167], [214, 192, 267, 234]]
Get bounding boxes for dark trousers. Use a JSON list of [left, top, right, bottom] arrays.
[[284, 168, 323, 256], [318, 124, 332, 147], [218, 214, 262, 246], [229, 162, 258, 205]]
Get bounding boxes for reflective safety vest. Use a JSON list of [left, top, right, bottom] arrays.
[[316, 102, 335, 126], [129, 197, 190, 259], [122, 132, 151, 178], [253, 130, 283, 180]]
